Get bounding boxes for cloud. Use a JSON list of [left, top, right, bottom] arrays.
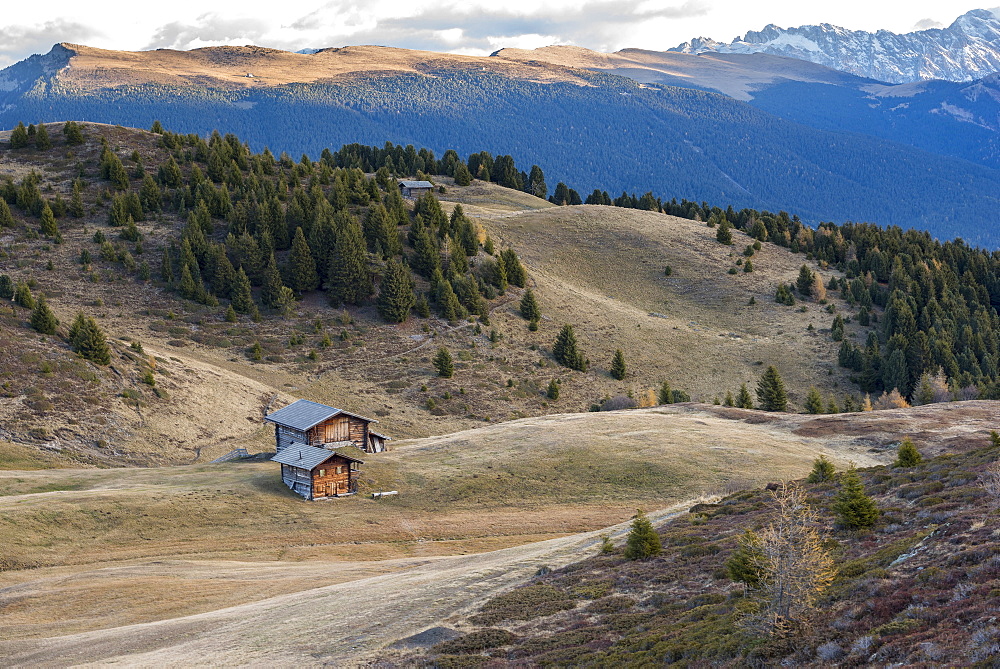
[[0, 19, 103, 67], [145, 14, 271, 50], [912, 18, 944, 31], [286, 0, 710, 54]]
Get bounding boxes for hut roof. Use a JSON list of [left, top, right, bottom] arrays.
[[271, 443, 364, 470], [399, 180, 434, 188], [264, 399, 376, 430]]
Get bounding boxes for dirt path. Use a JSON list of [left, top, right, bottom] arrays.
[[0, 502, 698, 667]]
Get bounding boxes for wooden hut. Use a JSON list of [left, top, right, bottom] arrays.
[[398, 180, 434, 198], [264, 399, 387, 454], [271, 444, 364, 500]]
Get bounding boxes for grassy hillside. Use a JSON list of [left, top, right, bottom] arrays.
[[387, 429, 1000, 667], [0, 122, 867, 465]]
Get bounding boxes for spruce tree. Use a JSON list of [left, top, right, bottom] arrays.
[[806, 455, 836, 483], [34, 123, 52, 150], [624, 509, 661, 560], [804, 386, 823, 414], [610, 349, 627, 380], [69, 180, 85, 218], [553, 324, 587, 371], [30, 295, 59, 334], [658, 380, 672, 405], [893, 438, 923, 467], [736, 382, 754, 409], [519, 289, 541, 321], [726, 529, 765, 589], [259, 252, 286, 308], [376, 259, 416, 323], [0, 198, 14, 227], [10, 122, 28, 149], [500, 248, 527, 287], [230, 267, 255, 314], [69, 313, 111, 365], [13, 281, 34, 309], [433, 347, 454, 378], [756, 366, 788, 411], [288, 227, 318, 293], [62, 120, 85, 146], [39, 203, 58, 239], [796, 264, 814, 297], [832, 465, 879, 530], [716, 220, 733, 245], [546, 378, 559, 400], [327, 221, 373, 306], [0, 274, 13, 299]]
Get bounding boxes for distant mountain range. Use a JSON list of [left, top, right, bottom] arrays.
[[670, 9, 1000, 84], [5, 43, 1000, 244]]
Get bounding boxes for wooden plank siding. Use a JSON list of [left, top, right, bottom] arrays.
[[281, 463, 314, 499], [276, 425, 308, 453], [311, 458, 360, 498], [307, 416, 371, 452]]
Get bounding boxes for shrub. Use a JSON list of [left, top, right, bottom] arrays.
[[894, 438, 922, 467], [806, 455, 836, 483]]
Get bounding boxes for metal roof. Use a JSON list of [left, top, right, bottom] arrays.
[[271, 443, 364, 470], [399, 180, 434, 188], [264, 399, 340, 430], [369, 431, 392, 440]]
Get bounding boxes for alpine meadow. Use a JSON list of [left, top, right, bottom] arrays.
[[3, 7, 1000, 666]]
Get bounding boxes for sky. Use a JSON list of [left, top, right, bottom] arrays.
[[0, 1, 993, 68]]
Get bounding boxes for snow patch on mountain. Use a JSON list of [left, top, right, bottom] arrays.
[[670, 9, 1000, 83]]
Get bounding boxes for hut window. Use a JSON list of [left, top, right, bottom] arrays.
[[336, 466, 343, 474], [318, 469, 325, 477], [350, 462, 359, 471]]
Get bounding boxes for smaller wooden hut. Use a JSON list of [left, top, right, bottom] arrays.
[[271, 444, 364, 500], [398, 180, 434, 198]]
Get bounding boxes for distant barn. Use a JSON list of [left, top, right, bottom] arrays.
[[398, 179, 434, 198], [264, 399, 388, 454], [272, 444, 363, 500]]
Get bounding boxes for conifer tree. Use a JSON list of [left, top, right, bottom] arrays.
[[716, 220, 733, 245], [230, 267, 255, 314], [62, 120, 85, 146], [804, 386, 823, 414], [288, 227, 319, 293], [624, 509, 661, 560], [806, 455, 836, 483], [34, 123, 51, 150], [756, 366, 788, 411], [724, 390, 734, 406], [259, 252, 285, 307], [500, 248, 527, 287], [224, 304, 237, 322], [893, 437, 922, 467], [327, 221, 373, 306], [736, 382, 754, 409], [726, 529, 765, 590], [29, 295, 59, 334], [13, 281, 34, 309], [0, 274, 13, 300], [433, 347, 454, 378], [10, 122, 28, 149], [453, 161, 472, 186], [376, 259, 416, 323], [69, 180, 84, 218], [832, 465, 879, 530], [553, 324, 587, 371], [38, 203, 58, 239], [546, 378, 559, 400], [69, 313, 111, 365], [658, 380, 672, 405], [435, 278, 465, 322], [519, 289, 541, 321], [0, 198, 14, 227], [610, 349, 627, 380], [796, 264, 814, 297]]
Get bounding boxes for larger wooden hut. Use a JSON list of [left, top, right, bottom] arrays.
[[271, 444, 364, 500], [398, 180, 434, 198], [264, 399, 387, 454]]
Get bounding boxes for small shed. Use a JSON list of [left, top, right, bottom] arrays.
[[272, 444, 364, 500], [399, 180, 434, 198], [264, 399, 387, 454]]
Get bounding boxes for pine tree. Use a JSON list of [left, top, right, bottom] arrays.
[[10, 122, 28, 149], [553, 324, 587, 371], [804, 386, 823, 414], [546, 378, 560, 400], [433, 347, 454, 378], [658, 380, 672, 405], [736, 383, 754, 409], [716, 220, 733, 245], [69, 313, 111, 365], [230, 267, 255, 314], [259, 252, 285, 308], [893, 437, 923, 467], [796, 264, 814, 297], [34, 123, 52, 150], [806, 455, 836, 483], [376, 259, 416, 323], [519, 289, 541, 321], [624, 509, 661, 560], [0, 198, 14, 228], [29, 295, 59, 334], [288, 227, 318, 293], [327, 221, 373, 306], [756, 366, 788, 411], [832, 465, 879, 530], [610, 349, 627, 380]]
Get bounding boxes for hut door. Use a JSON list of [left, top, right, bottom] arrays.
[[324, 419, 350, 443]]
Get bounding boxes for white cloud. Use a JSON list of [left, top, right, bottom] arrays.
[[0, 19, 102, 67]]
